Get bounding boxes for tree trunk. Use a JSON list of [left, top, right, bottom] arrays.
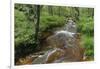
[[74, 7, 79, 21], [58, 7, 61, 16], [48, 6, 53, 15], [34, 5, 40, 49]]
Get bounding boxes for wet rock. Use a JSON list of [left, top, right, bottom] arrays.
[[32, 49, 53, 64], [45, 31, 84, 62], [32, 31, 84, 64]]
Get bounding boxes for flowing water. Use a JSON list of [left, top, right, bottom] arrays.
[[15, 19, 86, 65]]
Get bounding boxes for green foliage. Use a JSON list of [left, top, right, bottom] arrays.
[[77, 16, 94, 36], [15, 9, 65, 46], [15, 9, 35, 46], [77, 12, 94, 58], [40, 15, 65, 31], [14, 9, 38, 63], [82, 35, 94, 57]]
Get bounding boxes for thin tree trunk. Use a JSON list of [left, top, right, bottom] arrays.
[[34, 5, 40, 49], [74, 7, 79, 21], [48, 6, 53, 15], [58, 7, 61, 16]]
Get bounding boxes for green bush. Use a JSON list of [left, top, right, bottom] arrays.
[[77, 16, 94, 36], [15, 10, 35, 46], [82, 35, 94, 57], [40, 15, 65, 31]]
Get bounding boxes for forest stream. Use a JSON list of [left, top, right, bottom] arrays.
[[15, 4, 94, 65], [15, 19, 93, 65]]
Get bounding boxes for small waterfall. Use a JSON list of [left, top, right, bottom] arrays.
[[64, 19, 77, 33], [47, 19, 77, 49], [55, 30, 75, 38], [53, 19, 77, 46]]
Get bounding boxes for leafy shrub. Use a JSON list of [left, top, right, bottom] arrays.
[[77, 15, 94, 59], [15, 10, 35, 46], [77, 16, 94, 36], [82, 35, 94, 57], [40, 15, 65, 31]]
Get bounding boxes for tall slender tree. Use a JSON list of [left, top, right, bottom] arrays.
[[58, 6, 61, 16], [34, 5, 40, 49], [74, 7, 79, 21], [48, 6, 53, 15]]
